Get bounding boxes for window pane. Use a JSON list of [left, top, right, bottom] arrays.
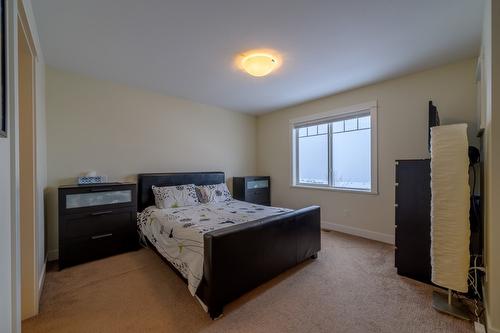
[[307, 125, 318, 136], [358, 116, 371, 129], [298, 127, 307, 137], [332, 121, 344, 133], [332, 128, 371, 190], [318, 123, 328, 134], [298, 133, 328, 185], [345, 118, 358, 131]]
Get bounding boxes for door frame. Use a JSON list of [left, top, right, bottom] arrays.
[[17, 0, 39, 320], [8, 0, 44, 329]]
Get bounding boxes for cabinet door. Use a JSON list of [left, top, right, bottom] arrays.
[[395, 160, 432, 284]]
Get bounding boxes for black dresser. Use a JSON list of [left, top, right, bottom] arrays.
[[58, 183, 138, 269], [233, 176, 271, 206], [395, 159, 432, 284]]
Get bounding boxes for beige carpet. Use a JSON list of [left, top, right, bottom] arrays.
[[23, 231, 473, 333]]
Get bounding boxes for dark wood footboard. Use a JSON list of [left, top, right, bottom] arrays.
[[199, 206, 321, 319]]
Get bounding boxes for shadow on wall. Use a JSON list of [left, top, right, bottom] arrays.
[[45, 177, 73, 261]]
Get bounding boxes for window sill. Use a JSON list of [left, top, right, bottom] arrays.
[[290, 184, 378, 195]]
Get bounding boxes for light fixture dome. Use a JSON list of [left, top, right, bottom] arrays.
[[241, 52, 279, 77]]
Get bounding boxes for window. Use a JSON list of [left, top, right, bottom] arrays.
[[291, 102, 377, 193]]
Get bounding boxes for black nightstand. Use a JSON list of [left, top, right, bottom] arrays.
[[58, 183, 138, 269], [233, 176, 270, 206]]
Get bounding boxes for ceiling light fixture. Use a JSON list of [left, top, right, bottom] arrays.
[[240, 52, 280, 77]]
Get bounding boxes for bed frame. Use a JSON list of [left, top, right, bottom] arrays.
[[137, 172, 321, 319]]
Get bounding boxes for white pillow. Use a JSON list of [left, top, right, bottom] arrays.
[[197, 183, 232, 203], [152, 184, 199, 209]]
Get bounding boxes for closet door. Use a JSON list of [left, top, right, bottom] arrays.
[[395, 159, 432, 284]]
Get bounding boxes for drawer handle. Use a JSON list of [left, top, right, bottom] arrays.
[[90, 210, 113, 216], [91, 233, 113, 240], [90, 188, 113, 192]]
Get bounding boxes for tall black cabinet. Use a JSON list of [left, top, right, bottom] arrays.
[[395, 159, 432, 284]]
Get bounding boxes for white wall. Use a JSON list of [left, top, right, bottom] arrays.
[[0, 2, 14, 326], [257, 58, 477, 243], [482, 1, 500, 331], [2, 1, 19, 332], [0, 138, 13, 331], [1, 0, 20, 331], [45, 67, 257, 259]]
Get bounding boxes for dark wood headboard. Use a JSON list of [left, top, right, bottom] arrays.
[[137, 172, 225, 211]]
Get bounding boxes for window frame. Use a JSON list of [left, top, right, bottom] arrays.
[[290, 101, 378, 194]]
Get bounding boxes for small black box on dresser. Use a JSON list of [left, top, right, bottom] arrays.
[[233, 176, 271, 206], [58, 183, 138, 269]]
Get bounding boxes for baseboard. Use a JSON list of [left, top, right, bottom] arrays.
[[38, 258, 47, 302], [488, 325, 500, 333], [485, 297, 500, 333], [488, 320, 500, 333], [47, 248, 59, 261], [321, 221, 395, 245], [480, 278, 499, 333]]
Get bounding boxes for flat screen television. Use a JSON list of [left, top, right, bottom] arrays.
[[428, 100, 440, 151]]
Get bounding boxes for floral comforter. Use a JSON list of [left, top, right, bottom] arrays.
[[137, 200, 292, 296]]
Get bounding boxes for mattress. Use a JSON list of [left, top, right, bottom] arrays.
[[137, 200, 292, 296]]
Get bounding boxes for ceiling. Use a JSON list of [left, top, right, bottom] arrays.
[[32, 0, 484, 114]]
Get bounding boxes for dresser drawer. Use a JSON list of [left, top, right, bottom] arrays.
[[247, 188, 268, 196], [62, 208, 136, 239], [60, 231, 137, 268], [246, 179, 269, 190], [59, 184, 136, 216], [246, 189, 270, 204]]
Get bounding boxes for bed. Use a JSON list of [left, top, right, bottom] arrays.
[[137, 172, 321, 319]]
